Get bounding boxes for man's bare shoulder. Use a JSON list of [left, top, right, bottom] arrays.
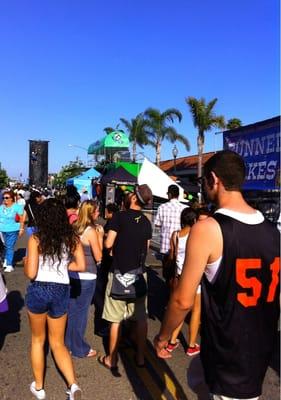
[[189, 217, 221, 244], [190, 216, 220, 237], [187, 216, 222, 262]]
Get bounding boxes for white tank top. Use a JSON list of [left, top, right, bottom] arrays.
[[176, 233, 189, 276], [35, 247, 71, 284], [204, 208, 265, 283]]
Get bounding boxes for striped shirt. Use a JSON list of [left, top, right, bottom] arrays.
[[154, 199, 187, 254]]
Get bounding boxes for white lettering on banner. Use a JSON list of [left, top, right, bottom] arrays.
[[230, 132, 280, 157], [266, 134, 275, 154], [266, 160, 277, 180], [246, 160, 278, 181], [276, 133, 280, 152], [257, 161, 266, 180]]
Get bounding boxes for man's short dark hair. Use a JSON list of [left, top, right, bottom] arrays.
[[64, 194, 80, 209], [105, 203, 119, 214], [203, 150, 246, 191], [168, 184, 179, 198]]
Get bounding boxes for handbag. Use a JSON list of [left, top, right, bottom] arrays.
[[15, 213, 20, 222], [110, 267, 147, 300]]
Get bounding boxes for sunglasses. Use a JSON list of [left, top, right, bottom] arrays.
[[3, 196, 11, 199]]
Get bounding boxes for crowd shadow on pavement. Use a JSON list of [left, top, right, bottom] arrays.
[[0, 290, 24, 350], [14, 247, 26, 264], [147, 267, 169, 322], [118, 339, 189, 400]]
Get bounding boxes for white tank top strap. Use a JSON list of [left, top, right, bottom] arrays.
[[80, 225, 94, 239]]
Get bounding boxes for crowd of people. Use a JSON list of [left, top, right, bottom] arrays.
[[0, 150, 279, 400]]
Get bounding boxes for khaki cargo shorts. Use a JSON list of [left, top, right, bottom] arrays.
[[102, 272, 148, 323]]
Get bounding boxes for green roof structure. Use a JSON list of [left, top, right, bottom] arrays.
[[88, 131, 129, 156]]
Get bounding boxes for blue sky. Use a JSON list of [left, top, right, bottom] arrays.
[[0, 0, 279, 179]]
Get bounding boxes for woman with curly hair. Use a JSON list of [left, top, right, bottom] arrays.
[[24, 198, 85, 400], [65, 200, 104, 358]]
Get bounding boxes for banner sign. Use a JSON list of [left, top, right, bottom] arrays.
[[223, 120, 280, 190]]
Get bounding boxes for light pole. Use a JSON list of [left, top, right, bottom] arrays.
[[68, 144, 91, 167], [172, 144, 178, 173]]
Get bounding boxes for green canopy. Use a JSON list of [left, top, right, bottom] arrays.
[[88, 131, 129, 155], [113, 161, 141, 176]]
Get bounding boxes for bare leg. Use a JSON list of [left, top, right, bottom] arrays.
[[170, 321, 184, 344], [27, 311, 47, 390], [135, 318, 147, 365], [106, 322, 121, 367], [47, 314, 77, 386], [189, 293, 201, 347]]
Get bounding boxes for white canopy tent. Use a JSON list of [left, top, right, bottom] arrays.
[[137, 158, 187, 202]]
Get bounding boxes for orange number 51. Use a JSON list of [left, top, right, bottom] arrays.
[[236, 257, 280, 307]]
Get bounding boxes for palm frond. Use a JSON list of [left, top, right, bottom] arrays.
[[162, 108, 182, 123], [162, 127, 190, 151], [103, 126, 115, 134]]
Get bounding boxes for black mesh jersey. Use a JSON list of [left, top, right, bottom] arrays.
[[201, 212, 280, 399]]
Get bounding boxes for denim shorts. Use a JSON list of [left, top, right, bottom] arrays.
[[25, 281, 70, 318]]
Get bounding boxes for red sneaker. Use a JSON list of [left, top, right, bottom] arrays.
[[186, 343, 200, 356], [166, 339, 180, 353]]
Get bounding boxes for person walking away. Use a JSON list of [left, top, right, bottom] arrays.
[[24, 190, 45, 239], [65, 194, 80, 225], [154, 150, 280, 400], [24, 198, 86, 400], [99, 185, 152, 372], [154, 185, 187, 284], [165, 207, 201, 356], [94, 202, 119, 337], [65, 200, 103, 358], [80, 190, 90, 203], [16, 192, 26, 206], [0, 190, 24, 272]]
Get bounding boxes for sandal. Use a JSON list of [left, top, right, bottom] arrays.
[[97, 355, 121, 377], [86, 349, 97, 358]]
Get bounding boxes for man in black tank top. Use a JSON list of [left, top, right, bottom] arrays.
[[154, 150, 280, 400]]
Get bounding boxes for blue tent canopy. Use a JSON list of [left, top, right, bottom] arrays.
[[66, 168, 100, 195], [77, 168, 100, 180]]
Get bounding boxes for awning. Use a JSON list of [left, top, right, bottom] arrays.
[[100, 166, 137, 185], [88, 131, 129, 155], [137, 158, 187, 202]]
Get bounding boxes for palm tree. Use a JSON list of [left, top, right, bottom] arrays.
[[144, 107, 190, 166], [120, 113, 150, 162], [185, 97, 225, 182], [103, 124, 121, 135], [226, 118, 242, 130]]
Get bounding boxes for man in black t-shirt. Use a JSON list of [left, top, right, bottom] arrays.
[[99, 184, 152, 373]]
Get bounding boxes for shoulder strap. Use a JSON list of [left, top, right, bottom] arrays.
[[28, 204, 35, 222]]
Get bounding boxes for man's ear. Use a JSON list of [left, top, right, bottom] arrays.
[[211, 171, 219, 186]]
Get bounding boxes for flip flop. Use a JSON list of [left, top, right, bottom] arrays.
[[97, 355, 121, 377], [86, 349, 97, 358]]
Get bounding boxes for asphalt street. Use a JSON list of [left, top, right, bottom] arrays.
[[0, 235, 279, 400]]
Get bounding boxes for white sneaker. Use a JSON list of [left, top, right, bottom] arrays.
[[69, 383, 82, 400], [30, 382, 46, 399], [4, 266, 14, 272]]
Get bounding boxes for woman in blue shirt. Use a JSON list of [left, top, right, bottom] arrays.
[[0, 190, 24, 272]]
